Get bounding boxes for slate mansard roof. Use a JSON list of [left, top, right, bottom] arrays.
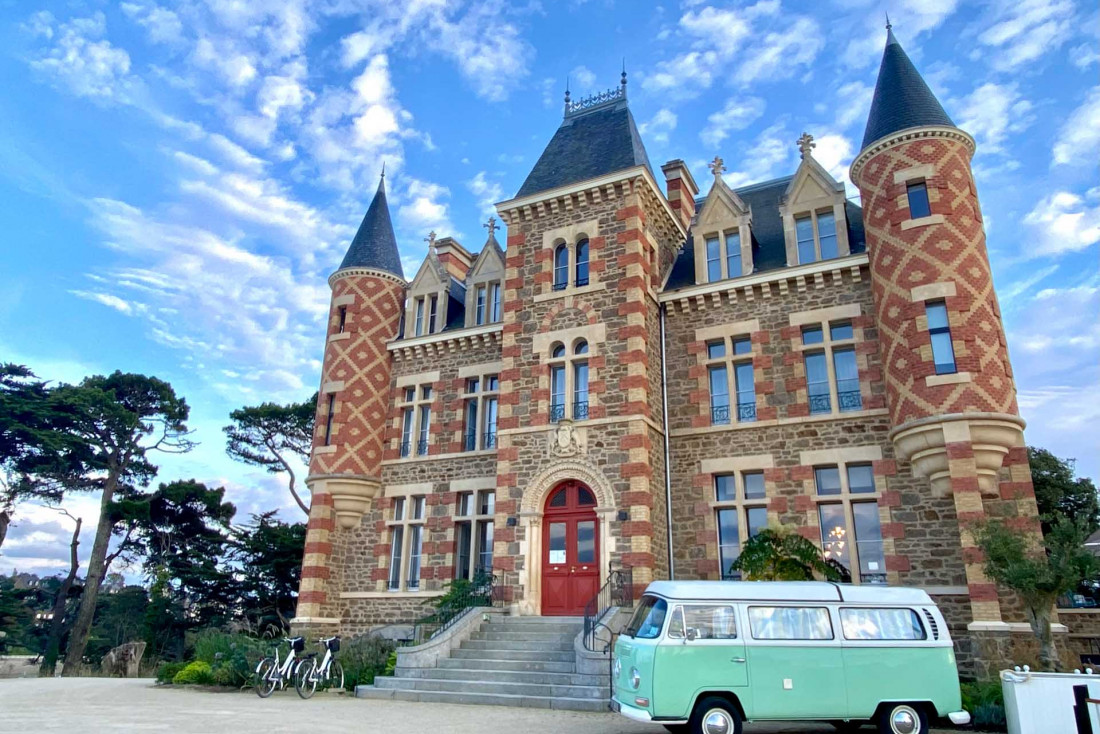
[[339, 176, 405, 279], [663, 176, 868, 292], [515, 98, 654, 199], [861, 29, 955, 151]]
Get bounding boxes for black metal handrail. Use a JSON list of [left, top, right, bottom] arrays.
[[582, 564, 634, 652], [412, 571, 502, 643], [838, 387, 862, 412], [483, 431, 497, 449], [552, 280, 567, 291], [737, 402, 756, 422], [463, 432, 477, 451], [808, 391, 831, 414], [399, 441, 411, 458], [550, 403, 565, 423], [576, 276, 590, 287], [573, 400, 589, 420], [711, 404, 730, 425]]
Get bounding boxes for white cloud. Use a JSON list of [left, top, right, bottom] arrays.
[[640, 108, 678, 145], [735, 16, 822, 85], [68, 290, 140, 315], [841, 0, 959, 69], [1071, 43, 1100, 69], [810, 133, 855, 190], [467, 172, 504, 219], [1053, 86, 1100, 166], [433, 3, 533, 102], [1022, 189, 1100, 258], [834, 81, 874, 131], [398, 178, 453, 236], [700, 97, 764, 148], [717, 122, 793, 189], [121, 3, 184, 45], [191, 37, 257, 89], [26, 12, 134, 102], [976, 0, 1075, 71], [570, 65, 597, 91], [955, 82, 1035, 154]]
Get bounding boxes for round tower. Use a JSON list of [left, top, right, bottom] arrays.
[[296, 173, 406, 623], [851, 28, 1024, 498]]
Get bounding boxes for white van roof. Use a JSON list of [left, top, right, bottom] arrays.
[[643, 581, 934, 606]]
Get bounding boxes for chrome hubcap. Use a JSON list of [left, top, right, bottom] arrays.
[[891, 707, 919, 734], [702, 709, 733, 734]]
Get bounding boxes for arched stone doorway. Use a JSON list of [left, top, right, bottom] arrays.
[[540, 481, 599, 616]]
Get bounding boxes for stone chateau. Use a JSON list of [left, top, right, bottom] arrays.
[[292, 29, 1045, 677]]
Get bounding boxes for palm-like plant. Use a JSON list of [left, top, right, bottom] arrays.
[[730, 527, 843, 582]]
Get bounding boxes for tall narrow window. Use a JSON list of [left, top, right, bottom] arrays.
[[575, 239, 590, 286], [464, 397, 479, 451], [414, 299, 424, 336], [455, 519, 472, 581], [417, 387, 432, 456], [553, 244, 569, 291], [475, 286, 486, 325], [388, 525, 404, 590], [734, 361, 755, 423], [805, 352, 830, 414], [717, 509, 740, 580], [550, 364, 565, 423], [706, 236, 722, 282], [484, 392, 498, 449], [476, 518, 494, 575], [795, 215, 816, 264], [926, 301, 956, 374], [813, 462, 884, 585], [817, 211, 838, 260], [337, 306, 348, 333], [573, 340, 589, 420], [490, 283, 502, 322], [709, 365, 730, 425], [853, 502, 886, 584], [406, 497, 425, 590], [833, 349, 861, 412], [428, 295, 438, 334], [323, 394, 336, 445], [726, 231, 742, 278], [907, 182, 931, 219]]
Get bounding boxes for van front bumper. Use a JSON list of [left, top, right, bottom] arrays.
[[948, 711, 972, 726], [611, 698, 652, 723]]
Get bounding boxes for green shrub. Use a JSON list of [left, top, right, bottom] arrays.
[[172, 661, 214, 686], [382, 650, 397, 677], [192, 630, 267, 688], [210, 664, 238, 687], [155, 661, 187, 685], [961, 680, 1007, 732], [341, 634, 396, 691]]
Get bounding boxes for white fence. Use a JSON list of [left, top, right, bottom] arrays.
[[1001, 667, 1100, 734]]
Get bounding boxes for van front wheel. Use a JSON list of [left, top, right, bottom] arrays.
[[877, 703, 929, 734], [689, 696, 742, 734]]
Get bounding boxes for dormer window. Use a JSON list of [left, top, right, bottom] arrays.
[[907, 181, 931, 219], [706, 236, 721, 282], [428, 295, 438, 334], [475, 286, 487, 325], [795, 210, 838, 265], [414, 299, 425, 336], [725, 230, 741, 279], [490, 283, 501, 322]]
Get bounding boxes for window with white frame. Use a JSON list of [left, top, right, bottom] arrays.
[[388, 495, 426, 591], [704, 335, 756, 425], [413, 298, 425, 336], [475, 286, 487, 325], [428, 295, 438, 334], [926, 301, 957, 374], [454, 489, 495, 580], [906, 181, 931, 219], [794, 209, 839, 264], [814, 463, 885, 585], [550, 237, 592, 292], [714, 471, 768, 579], [463, 375, 500, 451], [548, 339, 590, 422], [490, 283, 502, 322], [801, 321, 861, 415], [575, 239, 590, 286], [703, 229, 744, 283], [398, 384, 434, 458]]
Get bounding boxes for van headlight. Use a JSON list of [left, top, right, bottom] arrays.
[[613, 658, 622, 678], [630, 667, 641, 690]]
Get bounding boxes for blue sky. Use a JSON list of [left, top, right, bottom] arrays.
[[0, 0, 1097, 576]]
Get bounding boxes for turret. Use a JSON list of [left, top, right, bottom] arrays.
[[296, 173, 406, 624], [851, 26, 1028, 626]]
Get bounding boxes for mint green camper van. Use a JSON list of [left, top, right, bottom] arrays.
[[611, 581, 970, 734]]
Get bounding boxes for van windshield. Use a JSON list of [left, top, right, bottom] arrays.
[[623, 595, 667, 639]]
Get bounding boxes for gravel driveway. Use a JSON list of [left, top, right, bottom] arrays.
[[0, 677, 960, 733]]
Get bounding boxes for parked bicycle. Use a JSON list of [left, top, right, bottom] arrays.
[[294, 636, 344, 699], [254, 636, 306, 698]]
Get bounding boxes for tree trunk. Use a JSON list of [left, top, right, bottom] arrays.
[[41, 516, 81, 677], [0, 510, 8, 550], [61, 473, 118, 675], [1025, 602, 1061, 672]]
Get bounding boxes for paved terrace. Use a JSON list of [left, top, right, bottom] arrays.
[[0, 678, 960, 733]]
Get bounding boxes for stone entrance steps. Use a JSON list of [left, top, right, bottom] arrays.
[[357, 615, 609, 712]]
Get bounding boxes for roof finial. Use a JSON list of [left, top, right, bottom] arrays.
[[885, 11, 892, 31], [707, 155, 726, 179], [797, 132, 816, 159], [380, 160, 386, 180], [621, 58, 628, 98], [564, 77, 571, 117], [483, 216, 498, 238], [425, 230, 437, 254]]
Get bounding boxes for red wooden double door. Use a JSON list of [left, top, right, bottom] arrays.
[[541, 481, 599, 616]]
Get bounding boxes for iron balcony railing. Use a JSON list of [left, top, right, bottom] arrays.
[[552, 280, 568, 291], [737, 402, 756, 422], [576, 275, 590, 287], [711, 404, 730, 425], [463, 432, 477, 451], [808, 391, 832, 414], [483, 431, 497, 449], [550, 403, 565, 423], [399, 441, 411, 458], [573, 400, 589, 420], [837, 381, 862, 412], [582, 563, 635, 653], [416, 439, 429, 456]]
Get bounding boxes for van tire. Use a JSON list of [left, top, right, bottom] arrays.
[[876, 703, 929, 734], [689, 696, 743, 734]]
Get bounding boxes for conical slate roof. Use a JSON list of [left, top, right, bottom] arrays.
[[516, 98, 653, 199], [861, 29, 955, 151], [338, 175, 404, 278]]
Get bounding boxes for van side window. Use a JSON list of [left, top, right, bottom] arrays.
[[748, 606, 833, 640], [674, 604, 738, 640], [840, 608, 926, 640], [667, 606, 685, 639]]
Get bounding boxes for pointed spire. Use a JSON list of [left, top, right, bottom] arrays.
[[860, 24, 955, 151], [338, 173, 404, 278]]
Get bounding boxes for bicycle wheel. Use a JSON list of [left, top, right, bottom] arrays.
[[329, 660, 345, 692], [295, 658, 317, 699], [254, 657, 278, 698]]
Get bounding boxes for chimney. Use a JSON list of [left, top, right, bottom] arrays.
[[434, 237, 474, 280], [661, 159, 698, 230]]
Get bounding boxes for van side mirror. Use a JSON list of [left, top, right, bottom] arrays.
[[685, 628, 698, 642]]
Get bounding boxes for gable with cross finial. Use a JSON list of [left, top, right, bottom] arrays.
[[797, 132, 816, 159], [424, 230, 437, 251], [483, 216, 499, 237], [708, 155, 726, 178]]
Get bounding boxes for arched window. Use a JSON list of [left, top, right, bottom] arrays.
[[553, 244, 569, 291], [552, 343, 566, 359], [575, 239, 590, 286]]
